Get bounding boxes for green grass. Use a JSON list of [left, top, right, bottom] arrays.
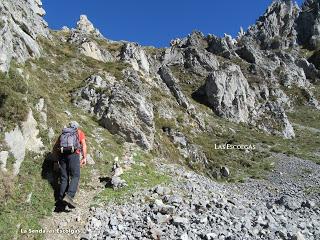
[[0, 66, 30, 127], [287, 105, 320, 129], [0, 152, 55, 240], [94, 151, 170, 204], [0, 33, 129, 240]]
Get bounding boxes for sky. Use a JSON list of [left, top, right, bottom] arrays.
[[42, 0, 305, 48]]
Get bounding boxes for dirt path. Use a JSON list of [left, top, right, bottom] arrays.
[[40, 168, 104, 240]]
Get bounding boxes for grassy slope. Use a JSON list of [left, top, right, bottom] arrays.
[[0, 32, 168, 240]]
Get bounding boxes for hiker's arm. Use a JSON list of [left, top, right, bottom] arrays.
[[81, 139, 87, 165]]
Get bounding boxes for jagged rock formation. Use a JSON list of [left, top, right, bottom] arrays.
[[67, 15, 114, 62], [0, 0, 49, 72], [76, 15, 103, 38], [3, 111, 43, 175], [245, 0, 300, 50], [297, 0, 320, 49], [120, 42, 151, 74], [158, 66, 193, 110], [73, 74, 155, 150], [203, 64, 255, 123]]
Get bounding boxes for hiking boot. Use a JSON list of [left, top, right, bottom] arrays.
[[63, 194, 77, 208]]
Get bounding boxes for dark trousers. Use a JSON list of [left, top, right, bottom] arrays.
[[59, 153, 80, 199]]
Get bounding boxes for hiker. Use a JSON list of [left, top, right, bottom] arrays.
[[53, 121, 87, 208]]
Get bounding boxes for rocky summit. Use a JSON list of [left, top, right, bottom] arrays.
[[1, 0, 320, 240]]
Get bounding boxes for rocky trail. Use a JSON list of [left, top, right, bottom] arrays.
[[39, 153, 320, 240], [40, 168, 105, 240]]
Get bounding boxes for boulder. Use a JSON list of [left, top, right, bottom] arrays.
[[220, 166, 230, 178], [172, 216, 189, 228], [111, 176, 127, 189], [162, 47, 185, 66], [295, 58, 320, 81], [73, 74, 112, 116]]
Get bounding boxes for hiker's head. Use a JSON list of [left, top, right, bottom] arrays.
[[69, 121, 80, 129]]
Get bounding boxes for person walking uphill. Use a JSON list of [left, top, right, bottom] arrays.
[[53, 121, 87, 208]]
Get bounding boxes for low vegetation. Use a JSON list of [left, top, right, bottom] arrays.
[[95, 151, 170, 204], [0, 34, 129, 239]]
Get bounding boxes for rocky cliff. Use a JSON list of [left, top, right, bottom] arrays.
[[1, 0, 320, 239], [0, 0, 49, 72]]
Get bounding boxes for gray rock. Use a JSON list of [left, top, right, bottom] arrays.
[[184, 47, 219, 74], [149, 227, 162, 239], [296, 0, 320, 49], [90, 217, 102, 229], [246, 0, 299, 49], [207, 34, 234, 58], [172, 216, 189, 227], [86, 154, 95, 165], [166, 194, 183, 205], [291, 231, 306, 240], [100, 84, 155, 150], [76, 15, 103, 37], [220, 166, 230, 178], [111, 176, 127, 189], [180, 233, 189, 240], [109, 217, 118, 227], [120, 42, 150, 74], [295, 58, 320, 81], [158, 66, 192, 110], [79, 40, 114, 62], [5, 110, 43, 176], [276, 195, 301, 211], [204, 233, 218, 240], [0, 151, 9, 172], [204, 64, 255, 123], [0, 0, 49, 72], [154, 186, 171, 196], [154, 213, 171, 224], [301, 200, 316, 209]]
